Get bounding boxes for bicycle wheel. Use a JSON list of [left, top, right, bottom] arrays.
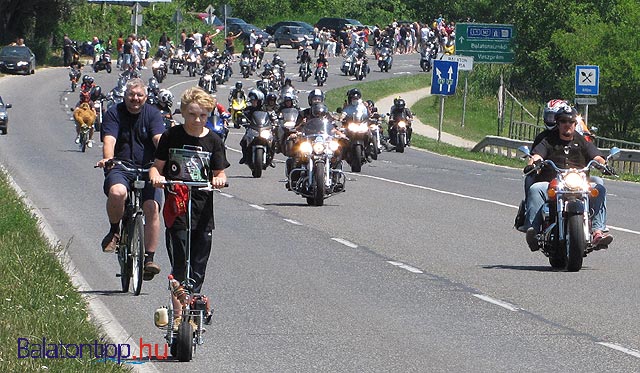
[[130, 214, 145, 295], [118, 225, 130, 293]]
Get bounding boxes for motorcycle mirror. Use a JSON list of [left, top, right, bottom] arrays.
[[589, 126, 598, 133], [517, 145, 531, 157], [608, 147, 621, 160]]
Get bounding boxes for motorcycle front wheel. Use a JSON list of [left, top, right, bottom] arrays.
[[350, 144, 363, 172], [308, 162, 325, 206], [395, 133, 406, 153], [252, 147, 264, 178], [566, 214, 585, 272]]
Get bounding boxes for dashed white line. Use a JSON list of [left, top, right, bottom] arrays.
[[387, 260, 424, 274], [597, 342, 640, 358], [331, 237, 358, 248], [283, 218, 302, 225], [473, 294, 520, 312], [219, 192, 234, 198], [249, 204, 265, 210]]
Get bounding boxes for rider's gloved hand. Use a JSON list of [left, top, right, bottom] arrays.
[[602, 164, 617, 176]]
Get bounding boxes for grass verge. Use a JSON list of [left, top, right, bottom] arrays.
[[0, 170, 127, 372]]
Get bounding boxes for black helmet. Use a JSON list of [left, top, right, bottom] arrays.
[[82, 75, 94, 86], [90, 85, 102, 101], [347, 88, 361, 102], [554, 102, 578, 123], [311, 103, 329, 118], [395, 98, 406, 110], [266, 92, 278, 105], [235, 81, 243, 90], [308, 89, 325, 105]]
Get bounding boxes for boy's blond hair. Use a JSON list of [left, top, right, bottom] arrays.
[[180, 87, 216, 113]]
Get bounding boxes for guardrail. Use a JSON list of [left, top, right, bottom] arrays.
[[471, 135, 640, 175]]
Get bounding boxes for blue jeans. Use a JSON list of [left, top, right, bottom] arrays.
[[525, 176, 607, 233]]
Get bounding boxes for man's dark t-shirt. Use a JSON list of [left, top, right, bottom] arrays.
[[531, 133, 601, 182], [102, 102, 165, 165], [155, 125, 229, 231]]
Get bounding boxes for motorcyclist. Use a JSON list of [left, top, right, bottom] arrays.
[[315, 52, 328, 79], [299, 49, 312, 72], [523, 104, 613, 251], [74, 90, 97, 147], [228, 81, 246, 104], [154, 89, 176, 129], [264, 92, 279, 114], [240, 45, 255, 72], [388, 97, 413, 146], [239, 89, 265, 164], [206, 96, 231, 141], [298, 89, 326, 124], [80, 75, 96, 93], [342, 88, 375, 160], [147, 77, 161, 104], [355, 47, 370, 75]]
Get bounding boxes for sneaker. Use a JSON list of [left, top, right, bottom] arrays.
[[526, 227, 539, 252], [87, 140, 93, 148], [101, 232, 120, 253], [143, 261, 161, 281], [75, 135, 80, 144], [592, 231, 613, 250]]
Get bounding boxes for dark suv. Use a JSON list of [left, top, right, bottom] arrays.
[[0, 95, 12, 135], [315, 17, 364, 33]]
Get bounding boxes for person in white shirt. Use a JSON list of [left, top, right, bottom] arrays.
[[193, 30, 203, 49]]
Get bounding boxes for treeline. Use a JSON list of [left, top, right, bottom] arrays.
[[2, 0, 639, 139]]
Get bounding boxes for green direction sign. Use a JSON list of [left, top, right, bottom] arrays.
[[455, 23, 515, 63]]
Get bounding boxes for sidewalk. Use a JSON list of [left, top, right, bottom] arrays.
[[376, 88, 477, 149]]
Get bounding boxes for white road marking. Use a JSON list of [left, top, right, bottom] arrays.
[[283, 218, 302, 225], [219, 192, 234, 198], [597, 342, 640, 359], [331, 237, 358, 248], [473, 294, 521, 311], [249, 204, 265, 210], [355, 173, 640, 236], [387, 260, 424, 274]]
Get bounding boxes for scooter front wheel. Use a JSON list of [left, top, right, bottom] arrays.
[[175, 321, 193, 362]]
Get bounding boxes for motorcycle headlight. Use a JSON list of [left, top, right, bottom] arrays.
[[259, 129, 272, 139], [300, 141, 313, 154], [312, 141, 325, 154], [17, 61, 28, 67], [348, 122, 368, 133], [378, 56, 383, 60], [563, 171, 585, 191], [329, 140, 340, 152], [284, 121, 296, 129], [397, 121, 407, 128]]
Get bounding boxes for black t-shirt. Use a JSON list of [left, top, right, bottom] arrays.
[[531, 133, 601, 182], [155, 125, 229, 231]]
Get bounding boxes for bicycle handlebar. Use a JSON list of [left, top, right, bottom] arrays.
[[161, 180, 229, 190]]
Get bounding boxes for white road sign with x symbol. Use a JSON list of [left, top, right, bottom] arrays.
[[575, 65, 599, 96]]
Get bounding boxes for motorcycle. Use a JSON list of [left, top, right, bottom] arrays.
[[198, 70, 216, 94], [299, 61, 312, 82], [206, 112, 229, 143], [215, 57, 231, 85], [353, 56, 367, 81], [230, 94, 247, 129], [377, 44, 393, 72], [518, 146, 620, 271], [420, 42, 437, 72], [93, 50, 112, 73], [152, 58, 168, 83], [253, 43, 264, 70], [69, 67, 81, 92], [170, 46, 185, 74], [186, 49, 199, 77], [315, 62, 328, 87], [343, 105, 374, 172], [286, 117, 346, 206], [368, 114, 385, 157], [388, 111, 411, 153], [241, 111, 275, 178], [240, 55, 252, 78], [341, 48, 356, 76]]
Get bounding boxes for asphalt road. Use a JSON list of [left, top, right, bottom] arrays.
[[1, 48, 639, 372]]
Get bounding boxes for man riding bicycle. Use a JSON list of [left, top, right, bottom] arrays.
[[96, 77, 166, 280]]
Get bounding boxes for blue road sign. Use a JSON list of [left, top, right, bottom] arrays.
[[575, 65, 599, 96], [431, 60, 459, 96]]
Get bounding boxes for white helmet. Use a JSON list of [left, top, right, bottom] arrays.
[[158, 89, 174, 107]]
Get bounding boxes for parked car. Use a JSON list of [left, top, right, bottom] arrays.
[[0, 45, 36, 75], [226, 23, 272, 47], [266, 21, 314, 35], [225, 17, 248, 27], [0, 96, 12, 135], [315, 17, 364, 33], [273, 26, 314, 48]]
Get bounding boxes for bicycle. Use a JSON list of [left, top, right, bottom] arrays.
[[98, 158, 151, 295]]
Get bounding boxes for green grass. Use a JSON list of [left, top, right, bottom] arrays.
[[0, 171, 128, 372]]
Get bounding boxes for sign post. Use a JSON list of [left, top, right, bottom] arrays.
[[575, 65, 600, 125], [131, 2, 143, 35], [431, 60, 459, 142], [442, 55, 474, 127]]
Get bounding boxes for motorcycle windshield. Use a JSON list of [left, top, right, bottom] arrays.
[[344, 105, 369, 123], [302, 118, 333, 136], [249, 111, 272, 129], [281, 108, 299, 124]]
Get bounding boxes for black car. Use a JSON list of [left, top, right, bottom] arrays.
[[226, 23, 272, 47], [273, 26, 314, 48], [0, 96, 12, 135], [315, 17, 364, 33], [0, 45, 36, 75], [266, 21, 314, 35]]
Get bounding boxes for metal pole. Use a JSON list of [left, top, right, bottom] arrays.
[[461, 72, 468, 128], [134, 2, 139, 36], [584, 104, 589, 126], [438, 95, 445, 142]]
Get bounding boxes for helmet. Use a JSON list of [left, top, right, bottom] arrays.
[[265, 92, 278, 107], [366, 99, 375, 107], [311, 103, 329, 118], [347, 88, 362, 103], [158, 89, 174, 107], [148, 77, 159, 92], [554, 102, 578, 123], [235, 81, 243, 90], [90, 85, 102, 101], [247, 89, 264, 107], [319, 52, 325, 59], [543, 99, 572, 130], [395, 98, 406, 110], [308, 89, 325, 105], [82, 75, 94, 86]]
